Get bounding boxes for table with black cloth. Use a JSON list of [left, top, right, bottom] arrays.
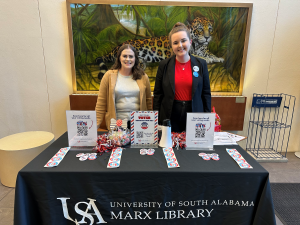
[[14, 132, 275, 225]]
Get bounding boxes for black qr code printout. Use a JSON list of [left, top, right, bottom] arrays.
[[195, 128, 205, 138], [77, 121, 88, 136], [137, 131, 143, 138]]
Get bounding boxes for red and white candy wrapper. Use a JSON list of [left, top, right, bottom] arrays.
[[44, 147, 70, 168], [107, 148, 123, 168], [163, 147, 180, 168], [170, 132, 186, 149], [226, 148, 253, 169]]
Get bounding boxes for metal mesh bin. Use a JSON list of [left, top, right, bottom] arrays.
[[246, 93, 296, 162]]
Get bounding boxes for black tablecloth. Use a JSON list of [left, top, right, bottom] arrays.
[[14, 132, 275, 225]]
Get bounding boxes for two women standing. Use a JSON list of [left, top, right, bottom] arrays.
[[96, 22, 211, 132]]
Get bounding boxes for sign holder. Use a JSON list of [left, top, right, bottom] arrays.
[[66, 110, 97, 148], [185, 113, 215, 150], [130, 111, 158, 148]]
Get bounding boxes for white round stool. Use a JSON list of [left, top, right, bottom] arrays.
[[0, 131, 55, 187]]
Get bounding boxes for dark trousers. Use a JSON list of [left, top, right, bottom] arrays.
[[170, 100, 192, 132]]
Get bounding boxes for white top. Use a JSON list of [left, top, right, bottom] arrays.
[[115, 72, 140, 120]]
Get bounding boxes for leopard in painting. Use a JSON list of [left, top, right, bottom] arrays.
[[188, 17, 224, 64], [96, 17, 223, 79]]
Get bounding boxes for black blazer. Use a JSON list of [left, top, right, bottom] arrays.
[[153, 54, 211, 124]]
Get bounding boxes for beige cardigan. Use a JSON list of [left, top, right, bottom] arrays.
[[95, 70, 152, 129]]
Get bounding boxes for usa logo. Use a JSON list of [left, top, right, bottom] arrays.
[[57, 198, 107, 224], [141, 122, 148, 130]]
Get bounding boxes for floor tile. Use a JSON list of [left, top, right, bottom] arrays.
[[0, 208, 14, 225], [283, 171, 300, 183], [0, 189, 15, 208], [290, 161, 300, 170], [0, 184, 13, 202], [286, 152, 300, 162], [260, 162, 298, 172], [269, 171, 289, 183]]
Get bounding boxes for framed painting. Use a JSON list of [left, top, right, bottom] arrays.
[[66, 1, 252, 95]]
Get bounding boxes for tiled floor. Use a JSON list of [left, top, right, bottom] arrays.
[[0, 152, 299, 225]]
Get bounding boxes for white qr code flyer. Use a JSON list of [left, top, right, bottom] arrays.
[[66, 110, 97, 147], [130, 111, 158, 147], [186, 113, 215, 150]]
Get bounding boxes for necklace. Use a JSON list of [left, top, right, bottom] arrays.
[[180, 62, 187, 70]]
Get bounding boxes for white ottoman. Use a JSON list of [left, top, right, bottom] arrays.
[[0, 131, 55, 187]]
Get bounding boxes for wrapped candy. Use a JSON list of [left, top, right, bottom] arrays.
[[93, 121, 131, 156], [93, 134, 115, 155], [107, 119, 130, 146], [108, 128, 130, 146], [170, 132, 186, 149]]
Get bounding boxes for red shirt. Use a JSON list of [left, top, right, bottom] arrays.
[[174, 59, 192, 101]]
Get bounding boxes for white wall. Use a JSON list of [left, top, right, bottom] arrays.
[[0, 0, 299, 151], [0, 0, 73, 140]]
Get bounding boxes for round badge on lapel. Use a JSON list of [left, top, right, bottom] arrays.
[[193, 72, 199, 77], [193, 66, 199, 72]]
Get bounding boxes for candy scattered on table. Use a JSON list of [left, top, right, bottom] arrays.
[[93, 134, 115, 155], [44, 147, 70, 168]]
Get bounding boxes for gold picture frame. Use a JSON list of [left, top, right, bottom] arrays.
[[66, 0, 253, 95]]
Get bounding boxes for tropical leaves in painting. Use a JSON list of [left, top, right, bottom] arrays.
[[194, 7, 248, 92], [70, 4, 249, 92]]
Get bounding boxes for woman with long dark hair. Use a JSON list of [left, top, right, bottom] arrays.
[[95, 44, 152, 129]]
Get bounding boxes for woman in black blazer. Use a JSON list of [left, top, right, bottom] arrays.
[[153, 22, 211, 132]]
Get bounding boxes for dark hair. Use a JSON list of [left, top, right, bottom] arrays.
[[168, 22, 191, 47], [110, 44, 145, 80]]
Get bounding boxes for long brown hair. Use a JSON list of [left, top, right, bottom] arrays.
[[168, 22, 191, 47], [110, 44, 145, 80]]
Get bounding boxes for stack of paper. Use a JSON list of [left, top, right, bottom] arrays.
[[214, 132, 238, 145]]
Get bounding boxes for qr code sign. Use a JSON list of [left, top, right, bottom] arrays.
[[77, 121, 88, 136], [195, 123, 205, 138], [137, 131, 143, 138]]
